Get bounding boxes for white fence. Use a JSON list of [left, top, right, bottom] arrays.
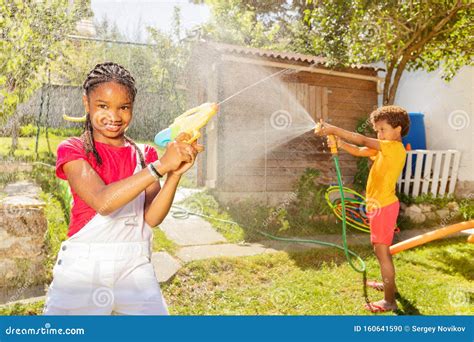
[[397, 150, 461, 197]]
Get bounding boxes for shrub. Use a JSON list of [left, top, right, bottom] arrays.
[[19, 124, 82, 138]]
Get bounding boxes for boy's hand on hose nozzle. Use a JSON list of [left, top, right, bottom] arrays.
[[314, 119, 336, 136], [327, 135, 341, 150]]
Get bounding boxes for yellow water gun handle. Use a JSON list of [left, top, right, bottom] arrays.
[[186, 130, 201, 145]]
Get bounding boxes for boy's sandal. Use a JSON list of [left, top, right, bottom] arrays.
[[366, 281, 384, 291], [364, 302, 396, 313]]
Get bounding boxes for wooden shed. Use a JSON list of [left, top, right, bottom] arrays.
[[187, 42, 381, 205]]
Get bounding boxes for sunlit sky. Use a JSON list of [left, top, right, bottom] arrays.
[[91, 0, 211, 41]]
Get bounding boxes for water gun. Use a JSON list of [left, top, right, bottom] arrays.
[[154, 102, 219, 147]]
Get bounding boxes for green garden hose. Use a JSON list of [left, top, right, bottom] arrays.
[[170, 154, 370, 303], [171, 155, 366, 274]]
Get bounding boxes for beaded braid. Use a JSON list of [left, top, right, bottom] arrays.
[[124, 135, 146, 169], [83, 113, 103, 166], [81, 62, 146, 169]]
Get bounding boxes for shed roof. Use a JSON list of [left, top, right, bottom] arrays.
[[205, 42, 379, 71]]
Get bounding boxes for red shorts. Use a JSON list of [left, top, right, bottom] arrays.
[[368, 201, 399, 245]]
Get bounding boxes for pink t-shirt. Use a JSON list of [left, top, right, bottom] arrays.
[[55, 137, 159, 237]]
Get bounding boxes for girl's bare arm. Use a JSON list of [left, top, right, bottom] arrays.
[[143, 134, 203, 227], [63, 141, 194, 216], [143, 173, 181, 227]]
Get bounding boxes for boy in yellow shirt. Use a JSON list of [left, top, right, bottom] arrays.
[[315, 105, 410, 312]]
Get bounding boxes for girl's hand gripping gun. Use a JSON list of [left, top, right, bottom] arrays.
[[154, 103, 219, 147]]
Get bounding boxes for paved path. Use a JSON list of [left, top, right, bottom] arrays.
[[176, 243, 277, 262], [152, 187, 278, 281], [159, 214, 226, 246]]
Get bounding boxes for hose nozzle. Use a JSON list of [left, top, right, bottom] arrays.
[[328, 135, 338, 155]]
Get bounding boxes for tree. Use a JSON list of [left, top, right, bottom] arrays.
[[196, 0, 472, 104], [0, 0, 82, 152], [193, 0, 314, 53], [51, 16, 154, 88], [306, 0, 474, 104], [147, 6, 190, 126], [53, 7, 190, 140]]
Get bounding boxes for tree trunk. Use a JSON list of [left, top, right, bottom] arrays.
[[384, 53, 411, 105], [382, 61, 395, 105], [6, 79, 19, 155], [387, 67, 406, 104], [10, 115, 19, 155]]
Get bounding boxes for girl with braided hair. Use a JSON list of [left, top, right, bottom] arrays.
[[43, 62, 202, 315]]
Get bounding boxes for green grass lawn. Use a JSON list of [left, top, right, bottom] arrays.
[[0, 136, 64, 161], [152, 227, 178, 255], [0, 134, 165, 160], [162, 237, 473, 315], [0, 230, 471, 316], [0, 134, 200, 189], [1, 133, 472, 316]]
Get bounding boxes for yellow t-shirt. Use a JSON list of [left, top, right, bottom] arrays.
[[366, 140, 406, 212]]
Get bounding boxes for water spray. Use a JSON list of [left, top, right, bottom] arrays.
[[63, 68, 295, 148], [154, 68, 292, 147]]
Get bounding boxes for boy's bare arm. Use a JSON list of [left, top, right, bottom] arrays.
[[329, 136, 378, 157], [316, 121, 381, 151], [340, 141, 378, 157]]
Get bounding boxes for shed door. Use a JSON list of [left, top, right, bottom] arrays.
[[281, 82, 329, 121]]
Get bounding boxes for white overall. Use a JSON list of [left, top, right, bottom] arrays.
[[43, 144, 169, 315]]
